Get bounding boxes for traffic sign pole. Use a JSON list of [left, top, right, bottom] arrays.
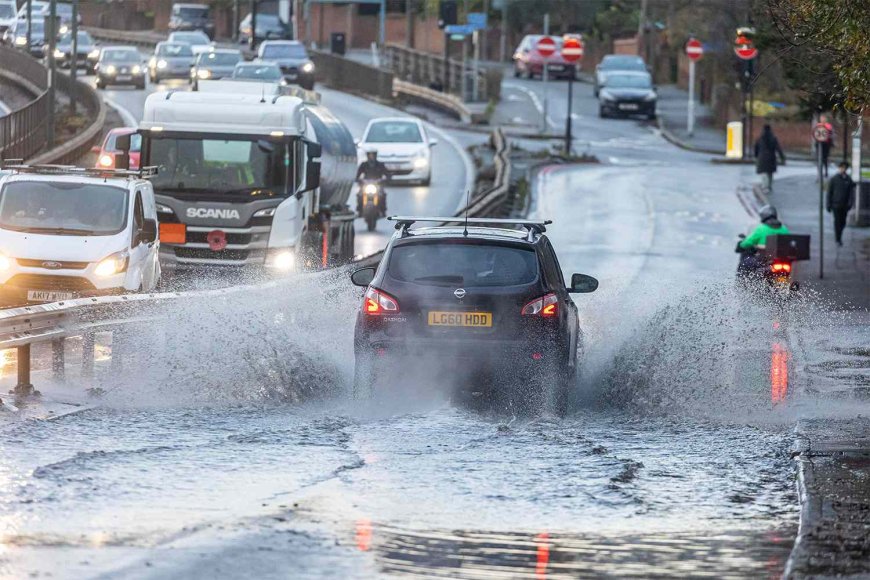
[[560, 36, 584, 155], [685, 38, 703, 137], [542, 14, 550, 133], [814, 122, 831, 279]]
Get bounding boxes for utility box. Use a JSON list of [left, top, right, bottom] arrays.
[[764, 234, 811, 261], [330, 32, 346, 56]]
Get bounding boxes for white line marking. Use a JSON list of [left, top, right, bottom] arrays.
[[102, 95, 138, 127], [503, 81, 555, 130], [0, 99, 11, 116]]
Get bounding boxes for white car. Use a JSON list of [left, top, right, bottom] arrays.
[[167, 30, 214, 55], [0, 168, 161, 304], [0, 1, 16, 37], [357, 117, 437, 186]]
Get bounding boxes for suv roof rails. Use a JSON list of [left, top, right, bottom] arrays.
[[0, 162, 158, 179], [387, 216, 552, 240]]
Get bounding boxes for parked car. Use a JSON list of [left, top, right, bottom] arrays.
[[512, 35, 575, 80], [257, 40, 315, 90], [95, 46, 145, 89], [148, 41, 194, 83], [190, 48, 243, 89], [238, 12, 290, 45], [0, 1, 17, 37], [594, 54, 648, 97], [597, 71, 657, 120], [168, 3, 215, 39], [0, 167, 161, 304], [94, 128, 141, 170], [356, 117, 436, 186], [48, 30, 99, 72], [167, 30, 213, 55], [230, 61, 285, 83]]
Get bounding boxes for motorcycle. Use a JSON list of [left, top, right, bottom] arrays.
[[735, 234, 798, 292], [358, 180, 383, 232]]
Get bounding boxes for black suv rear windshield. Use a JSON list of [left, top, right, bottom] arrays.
[[388, 241, 538, 287]]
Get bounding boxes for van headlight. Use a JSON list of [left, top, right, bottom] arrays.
[[94, 251, 128, 277], [0, 254, 11, 272], [599, 90, 615, 102]]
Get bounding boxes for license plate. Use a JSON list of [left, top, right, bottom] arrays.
[[116, 75, 132, 81], [27, 290, 75, 302], [427, 311, 492, 328], [386, 163, 405, 170], [618, 103, 639, 110], [285, 74, 297, 80], [548, 65, 564, 70]]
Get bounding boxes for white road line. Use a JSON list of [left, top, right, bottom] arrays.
[[102, 95, 138, 127], [421, 123, 476, 214], [502, 81, 556, 131], [0, 99, 11, 117]]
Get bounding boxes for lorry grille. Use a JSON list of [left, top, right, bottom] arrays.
[[185, 231, 252, 245], [174, 248, 250, 261], [5, 274, 96, 291]]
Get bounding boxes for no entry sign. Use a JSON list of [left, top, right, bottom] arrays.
[[536, 36, 556, 58], [562, 37, 584, 62], [734, 35, 758, 60], [685, 38, 703, 61]]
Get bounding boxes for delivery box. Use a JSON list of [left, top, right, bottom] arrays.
[[763, 234, 811, 261]]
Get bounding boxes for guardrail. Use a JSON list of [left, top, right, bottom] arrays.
[[0, 129, 509, 400], [0, 46, 50, 160], [393, 79, 472, 123], [310, 50, 394, 102], [33, 71, 107, 165]]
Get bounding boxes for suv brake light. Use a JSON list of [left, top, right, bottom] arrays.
[[522, 293, 558, 317], [363, 287, 400, 315]]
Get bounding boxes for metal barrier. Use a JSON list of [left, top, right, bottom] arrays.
[[0, 46, 50, 160], [393, 79, 472, 123], [310, 50, 394, 102]]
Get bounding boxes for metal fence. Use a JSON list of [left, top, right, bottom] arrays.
[[0, 46, 50, 161]]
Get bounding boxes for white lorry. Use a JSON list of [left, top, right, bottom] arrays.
[[135, 86, 357, 273]]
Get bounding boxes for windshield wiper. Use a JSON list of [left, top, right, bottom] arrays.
[[22, 227, 97, 236]]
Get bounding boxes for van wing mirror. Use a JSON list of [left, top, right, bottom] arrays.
[[141, 218, 158, 244], [350, 267, 375, 287], [569, 273, 598, 293]]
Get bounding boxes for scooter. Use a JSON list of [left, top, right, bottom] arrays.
[[359, 180, 383, 232], [735, 234, 799, 292]]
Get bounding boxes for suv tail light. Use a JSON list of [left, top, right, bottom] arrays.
[[363, 287, 400, 315], [522, 293, 558, 317]]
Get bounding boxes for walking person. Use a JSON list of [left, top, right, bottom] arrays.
[[827, 161, 855, 247], [818, 114, 834, 178], [755, 124, 786, 193]]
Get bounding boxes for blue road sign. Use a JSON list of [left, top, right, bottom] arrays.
[[467, 12, 487, 30], [445, 24, 475, 36]]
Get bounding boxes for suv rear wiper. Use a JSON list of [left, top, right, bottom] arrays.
[[413, 275, 464, 284]]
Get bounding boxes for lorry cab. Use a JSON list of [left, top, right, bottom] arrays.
[[0, 165, 161, 305]]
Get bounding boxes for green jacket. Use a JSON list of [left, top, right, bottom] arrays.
[[739, 222, 790, 250]]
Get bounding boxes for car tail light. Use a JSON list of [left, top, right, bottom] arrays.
[[363, 287, 400, 315], [521, 293, 558, 317], [771, 262, 791, 273]]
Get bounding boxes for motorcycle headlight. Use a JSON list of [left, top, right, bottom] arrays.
[[0, 253, 11, 272], [196, 68, 211, 79], [363, 184, 378, 195], [106, 64, 117, 75], [157, 59, 168, 69], [301, 62, 314, 73], [94, 251, 128, 277], [132, 65, 142, 74]]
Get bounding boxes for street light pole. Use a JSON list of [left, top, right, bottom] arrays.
[[25, 0, 32, 53], [47, 0, 56, 147], [70, 0, 78, 116]]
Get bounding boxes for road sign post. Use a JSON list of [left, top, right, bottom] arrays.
[[561, 36, 583, 155], [814, 121, 831, 279], [734, 28, 757, 159], [685, 38, 703, 137], [539, 15, 551, 133]]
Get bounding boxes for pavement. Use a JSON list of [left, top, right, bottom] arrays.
[[655, 84, 724, 155]]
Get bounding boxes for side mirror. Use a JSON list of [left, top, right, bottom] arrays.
[[428, 138, 438, 147], [351, 267, 375, 287], [568, 273, 598, 294], [141, 218, 158, 244]]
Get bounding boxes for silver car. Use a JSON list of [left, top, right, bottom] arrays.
[[190, 48, 243, 89], [148, 41, 194, 83]]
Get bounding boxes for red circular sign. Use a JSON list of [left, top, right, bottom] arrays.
[[735, 45, 758, 60], [813, 123, 831, 143], [536, 36, 556, 58], [207, 230, 228, 251], [562, 37, 584, 62], [685, 38, 703, 61]]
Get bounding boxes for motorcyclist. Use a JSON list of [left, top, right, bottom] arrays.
[[356, 149, 390, 217], [736, 205, 790, 276]]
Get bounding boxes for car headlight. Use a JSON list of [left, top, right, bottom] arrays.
[[14, 36, 26, 46], [643, 92, 657, 102], [363, 184, 378, 195], [132, 65, 142, 74], [599, 90, 615, 102], [53, 48, 64, 59], [157, 59, 167, 69], [196, 68, 211, 79], [59, 24, 68, 34], [0, 254, 11, 272], [94, 251, 128, 277], [88, 49, 100, 59], [106, 64, 116, 75], [301, 62, 314, 73], [413, 157, 429, 169]]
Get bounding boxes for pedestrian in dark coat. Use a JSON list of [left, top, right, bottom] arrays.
[[827, 161, 855, 246], [755, 124, 786, 192]]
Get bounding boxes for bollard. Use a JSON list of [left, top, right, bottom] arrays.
[[51, 339, 65, 380], [81, 332, 95, 377], [11, 344, 37, 397]]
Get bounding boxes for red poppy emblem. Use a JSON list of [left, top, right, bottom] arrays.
[[207, 230, 227, 251]]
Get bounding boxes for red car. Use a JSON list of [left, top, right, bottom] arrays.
[[513, 35, 575, 80], [93, 127, 141, 170]]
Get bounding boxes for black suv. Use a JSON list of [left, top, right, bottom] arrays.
[[350, 217, 598, 409]]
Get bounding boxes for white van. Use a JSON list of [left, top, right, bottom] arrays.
[[0, 166, 161, 304]]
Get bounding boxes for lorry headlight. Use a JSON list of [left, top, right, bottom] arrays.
[[155, 203, 174, 214], [0, 254, 11, 272], [157, 59, 168, 69], [197, 69, 211, 79], [253, 207, 276, 217], [98, 153, 115, 168], [271, 250, 295, 271], [94, 252, 128, 277], [302, 62, 314, 73]]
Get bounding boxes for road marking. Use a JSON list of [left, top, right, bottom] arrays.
[[0, 99, 11, 117], [503, 81, 556, 131], [102, 95, 138, 127], [420, 122, 476, 214]]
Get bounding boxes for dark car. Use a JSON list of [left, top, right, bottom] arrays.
[[47, 30, 99, 72], [350, 217, 599, 409], [238, 13, 290, 45], [148, 41, 194, 83], [598, 71, 657, 120], [7, 19, 45, 57], [190, 48, 243, 89], [231, 61, 284, 83], [94, 46, 145, 89], [594, 54, 648, 97], [512, 34, 575, 80], [168, 3, 215, 39], [257, 40, 314, 90]]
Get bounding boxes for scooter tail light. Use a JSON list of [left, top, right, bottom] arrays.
[[771, 262, 792, 273], [363, 287, 400, 315], [521, 293, 558, 317]]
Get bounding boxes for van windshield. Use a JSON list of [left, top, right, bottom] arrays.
[[0, 181, 128, 236], [148, 136, 290, 199], [388, 241, 539, 287]]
